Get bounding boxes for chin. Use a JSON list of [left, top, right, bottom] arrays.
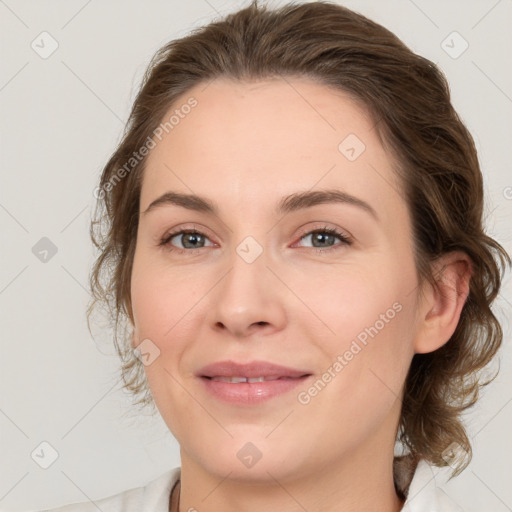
[[189, 433, 308, 483]]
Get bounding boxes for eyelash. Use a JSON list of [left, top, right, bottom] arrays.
[[158, 226, 352, 255]]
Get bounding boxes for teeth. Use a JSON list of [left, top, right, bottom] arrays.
[[210, 376, 281, 383]]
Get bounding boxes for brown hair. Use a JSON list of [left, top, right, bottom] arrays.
[[87, 0, 510, 491]]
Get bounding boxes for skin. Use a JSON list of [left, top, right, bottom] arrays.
[[130, 77, 471, 512]]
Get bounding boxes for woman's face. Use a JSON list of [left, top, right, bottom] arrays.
[[130, 77, 424, 482]]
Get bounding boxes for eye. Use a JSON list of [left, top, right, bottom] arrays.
[[294, 226, 352, 253], [159, 229, 215, 253]]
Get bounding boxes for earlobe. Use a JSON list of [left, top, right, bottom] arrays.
[[414, 251, 473, 354]]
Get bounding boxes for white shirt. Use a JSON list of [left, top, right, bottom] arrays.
[[34, 460, 464, 511]]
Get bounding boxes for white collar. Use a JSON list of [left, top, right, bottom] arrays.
[[401, 460, 464, 511]]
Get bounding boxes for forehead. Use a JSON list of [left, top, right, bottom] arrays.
[[140, 76, 405, 226]]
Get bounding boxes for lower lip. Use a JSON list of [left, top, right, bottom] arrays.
[[199, 376, 311, 405]]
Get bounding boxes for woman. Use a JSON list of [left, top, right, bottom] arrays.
[[42, 1, 510, 511]]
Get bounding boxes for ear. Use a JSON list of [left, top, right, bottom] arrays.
[[414, 251, 473, 354]]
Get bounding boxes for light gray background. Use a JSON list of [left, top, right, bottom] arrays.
[[1, 0, 511, 510]]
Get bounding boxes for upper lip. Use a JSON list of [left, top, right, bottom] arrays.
[[198, 360, 311, 379]]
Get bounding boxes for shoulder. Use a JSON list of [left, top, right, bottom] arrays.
[[35, 467, 180, 512], [402, 459, 465, 512]]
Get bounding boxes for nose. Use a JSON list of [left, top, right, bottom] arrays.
[[207, 241, 287, 339]]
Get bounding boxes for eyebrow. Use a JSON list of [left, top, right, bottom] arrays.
[[142, 189, 378, 221]]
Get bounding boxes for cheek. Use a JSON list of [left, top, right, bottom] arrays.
[[130, 257, 213, 412], [130, 261, 196, 430], [290, 264, 400, 341], [295, 262, 416, 398], [131, 255, 208, 341]]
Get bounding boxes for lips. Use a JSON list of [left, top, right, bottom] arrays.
[[197, 360, 313, 405], [198, 360, 311, 380]]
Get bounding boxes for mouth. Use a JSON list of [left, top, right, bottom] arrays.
[[197, 360, 313, 405]]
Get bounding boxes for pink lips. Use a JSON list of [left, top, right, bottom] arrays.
[[199, 360, 310, 379], [197, 360, 312, 405]]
